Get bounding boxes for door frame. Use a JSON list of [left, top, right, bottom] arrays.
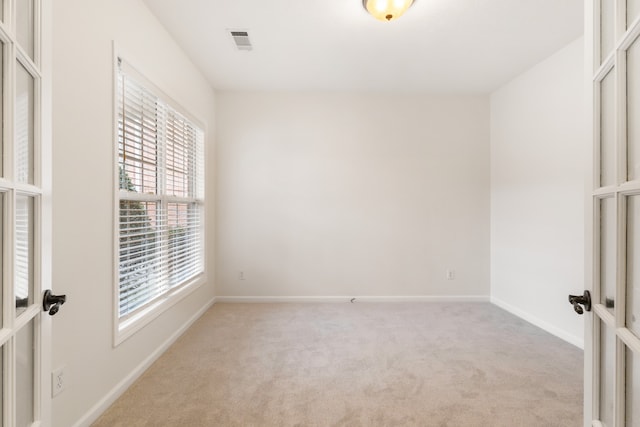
[[585, 3, 595, 427], [39, 0, 52, 424]]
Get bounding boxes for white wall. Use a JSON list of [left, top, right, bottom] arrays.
[[490, 37, 585, 347], [52, 1, 216, 426], [216, 93, 490, 299], [49, 2, 583, 423]]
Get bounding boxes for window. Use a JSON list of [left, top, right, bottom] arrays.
[[115, 58, 205, 335]]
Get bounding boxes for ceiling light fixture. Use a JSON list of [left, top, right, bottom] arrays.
[[363, 0, 415, 22]]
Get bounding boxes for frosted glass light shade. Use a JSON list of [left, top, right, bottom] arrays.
[[363, 0, 415, 22]]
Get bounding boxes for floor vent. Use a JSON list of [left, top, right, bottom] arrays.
[[229, 30, 252, 51]]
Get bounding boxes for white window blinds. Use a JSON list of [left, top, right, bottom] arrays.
[[117, 58, 205, 319]]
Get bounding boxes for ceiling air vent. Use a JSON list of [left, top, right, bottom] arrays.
[[229, 30, 252, 51]]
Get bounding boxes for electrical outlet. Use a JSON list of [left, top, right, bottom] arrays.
[[238, 271, 245, 280], [52, 366, 66, 397], [446, 269, 455, 280]]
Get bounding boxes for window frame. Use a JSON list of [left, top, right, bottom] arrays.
[[112, 48, 206, 345]]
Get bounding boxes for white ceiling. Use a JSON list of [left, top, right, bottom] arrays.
[[143, 0, 584, 93]]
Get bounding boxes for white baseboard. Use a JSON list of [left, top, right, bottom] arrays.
[[215, 295, 489, 303], [491, 296, 584, 349], [72, 297, 216, 427]]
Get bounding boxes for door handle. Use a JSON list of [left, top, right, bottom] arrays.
[[568, 290, 591, 315], [43, 290, 66, 316]]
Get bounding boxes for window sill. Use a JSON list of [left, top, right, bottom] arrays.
[[114, 274, 205, 347]]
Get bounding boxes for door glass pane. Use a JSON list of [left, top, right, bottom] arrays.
[[601, 69, 616, 187], [16, 320, 34, 427], [0, 42, 4, 178], [626, 196, 640, 338], [601, 197, 616, 312], [15, 62, 33, 184], [602, 0, 616, 63], [0, 346, 3, 426], [601, 321, 616, 426], [629, 0, 640, 28], [0, 194, 4, 324], [15, 195, 33, 317], [627, 347, 640, 425], [629, 36, 640, 181], [16, 0, 34, 60], [628, 196, 640, 335]]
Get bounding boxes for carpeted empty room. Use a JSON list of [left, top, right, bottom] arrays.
[[93, 302, 582, 427]]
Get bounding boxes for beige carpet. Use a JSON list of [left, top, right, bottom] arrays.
[[92, 302, 583, 427]]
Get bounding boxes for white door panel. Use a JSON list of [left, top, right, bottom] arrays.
[[585, 1, 640, 426], [0, 0, 52, 425]]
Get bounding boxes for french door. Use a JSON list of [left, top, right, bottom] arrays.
[[586, 0, 640, 426], [0, 0, 51, 426]]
